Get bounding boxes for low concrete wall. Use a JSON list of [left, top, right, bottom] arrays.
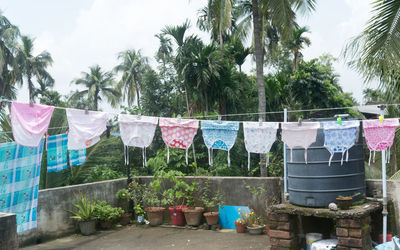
[[366, 179, 400, 235], [19, 178, 127, 246], [19, 176, 282, 246], [0, 213, 18, 250]]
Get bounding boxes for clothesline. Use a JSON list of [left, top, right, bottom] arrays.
[[1, 98, 400, 120]]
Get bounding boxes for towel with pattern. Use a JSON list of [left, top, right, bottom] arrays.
[[201, 120, 240, 167], [69, 149, 86, 166], [0, 140, 44, 232], [46, 133, 68, 172]]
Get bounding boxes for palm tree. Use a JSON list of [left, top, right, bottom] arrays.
[[0, 13, 20, 102], [32, 77, 54, 101], [17, 36, 54, 103], [287, 26, 311, 71], [343, 0, 400, 99], [114, 49, 148, 109], [71, 65, 120, 111], [155, 34, 173, 67], [162, 20, 192, 116]]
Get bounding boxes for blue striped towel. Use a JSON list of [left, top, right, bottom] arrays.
[[0, 140, 44, 232], [46, 133, 68, 172], [69, 149, 86, 166]]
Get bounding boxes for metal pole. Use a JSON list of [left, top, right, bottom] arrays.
[[283, 108, 288, 200], [379, 105, 388, 243]]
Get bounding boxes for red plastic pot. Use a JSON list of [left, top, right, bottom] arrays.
[[169, 205, 187, 226], [379, 233, 392, 244]]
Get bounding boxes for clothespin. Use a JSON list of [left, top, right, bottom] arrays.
[[177, 114, 182, 123], [259, 118, 263, 126], [218, 115, 222, 124], [379, 115, 384, 123], [84, 106, 89, 115], [137, 113, 142, 120], [337, 117, 342, 125], [298, 118, 302, 126]]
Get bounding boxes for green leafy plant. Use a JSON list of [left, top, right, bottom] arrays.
[[247, 209, 264, 227], [67, 192, 96, 222], [116, 188, 129, 201], [93, 200, 124, 222], [134, 204, 145, 216], [201, 179, 224, 213]]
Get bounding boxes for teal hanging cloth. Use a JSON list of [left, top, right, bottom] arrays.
[[46, 133, 68, 172]]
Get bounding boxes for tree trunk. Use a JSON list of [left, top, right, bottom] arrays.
[[135, 82, 141, 110], [292, 48, 298, 72], [184, 85, 190, 117], [94, 89, 99, 111], [252, 0, 267, 176], [204, 89, 209, 116], [28, 76, 34, 104]]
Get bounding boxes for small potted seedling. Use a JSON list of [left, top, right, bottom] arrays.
[[201, 179, 224, 225], [67, 192, 97, 236], [336, 192, 360, 210], [182, 181, 204, 226]]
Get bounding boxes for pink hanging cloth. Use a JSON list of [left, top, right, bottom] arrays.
[[159, 117, 199, 164], [362, 118, 399, 165], [11, 101, 54, 147]]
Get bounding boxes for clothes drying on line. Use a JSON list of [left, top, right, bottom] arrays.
[[46, 133, 68, 172], [69, 149, 86, 166], [363, 118, 399, 165], [243, 122, 279, 170], [322, 120, 360, 166], [201, 120, 239, 167], [119, 114, 158, 167], [0, 140, 44, 232], [66, 109, 108, 150], [281, 122, 320, 164], [11, 101, 54, 147], [159, 118, 199, 164]]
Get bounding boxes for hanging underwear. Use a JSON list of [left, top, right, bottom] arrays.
[[243, 122, 278, 171], [11, 101, 54, 147], [159, 118, 199, 164], [363, 118, 399, 165], [66, 109, 108, 150], [201, 120, 239, 167], [322, 120, 360, 166], [119, 114, 158, 167], [281, 122, 320, 164]]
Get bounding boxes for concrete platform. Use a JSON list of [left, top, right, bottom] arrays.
[[21, 225, 270, 250]]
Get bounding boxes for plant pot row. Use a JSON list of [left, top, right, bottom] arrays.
[[145, 206, 219, 226]]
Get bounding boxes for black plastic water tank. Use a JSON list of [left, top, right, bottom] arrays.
[[287, 123, 365, 207]]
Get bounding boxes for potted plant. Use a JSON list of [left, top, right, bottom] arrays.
[[182, 181, 204, 226], [67, 192, 97, 236], [128, 180, 146, 224], [134, 203, 145, 224], [336, 192, 360, 210], [142, 183, 166, 226], [246, 209, 264, 235], [93, 200, 124, 229], [235, 208, 249, 233], [116, 188, 131, 225], [201, 179, 224, 225]]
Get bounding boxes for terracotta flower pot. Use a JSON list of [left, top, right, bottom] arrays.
[[204, 212, 219, 225], [145, 207, 165, 226], [169, 206, 187, 226], [247, 225, 264, 235], [120, 213, 131, 226], [234, 221, 246, 233], [183, 207, 204, 226], [79, 220, 96, 236], [336, 197, 352, 210]]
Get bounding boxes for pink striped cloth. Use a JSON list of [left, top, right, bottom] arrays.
[[11, 101, 54, 147]]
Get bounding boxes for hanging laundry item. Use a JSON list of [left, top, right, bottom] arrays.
[[159, 118, 199, 164], [363, 118, 399, 165], [281, 122, 320, 164], [0, 140, 44, 232], [322, 120, 360, 166], [201, 120, 239, 167], [69, 149, 86, 166], [46, 133, 68, 172], [243, 122, 279, 171], [119, 114, 158, 167], [11, 101, 54, 147], [66, 109, 108, 150]]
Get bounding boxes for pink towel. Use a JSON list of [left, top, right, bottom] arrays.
[[11, 101, 54, 147], [363, 118, 399, 165], [159, 117, 199, 164], [66, 108, 108, 150]]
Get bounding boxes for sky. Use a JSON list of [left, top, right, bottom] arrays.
[[0, 0, 377, 112]]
